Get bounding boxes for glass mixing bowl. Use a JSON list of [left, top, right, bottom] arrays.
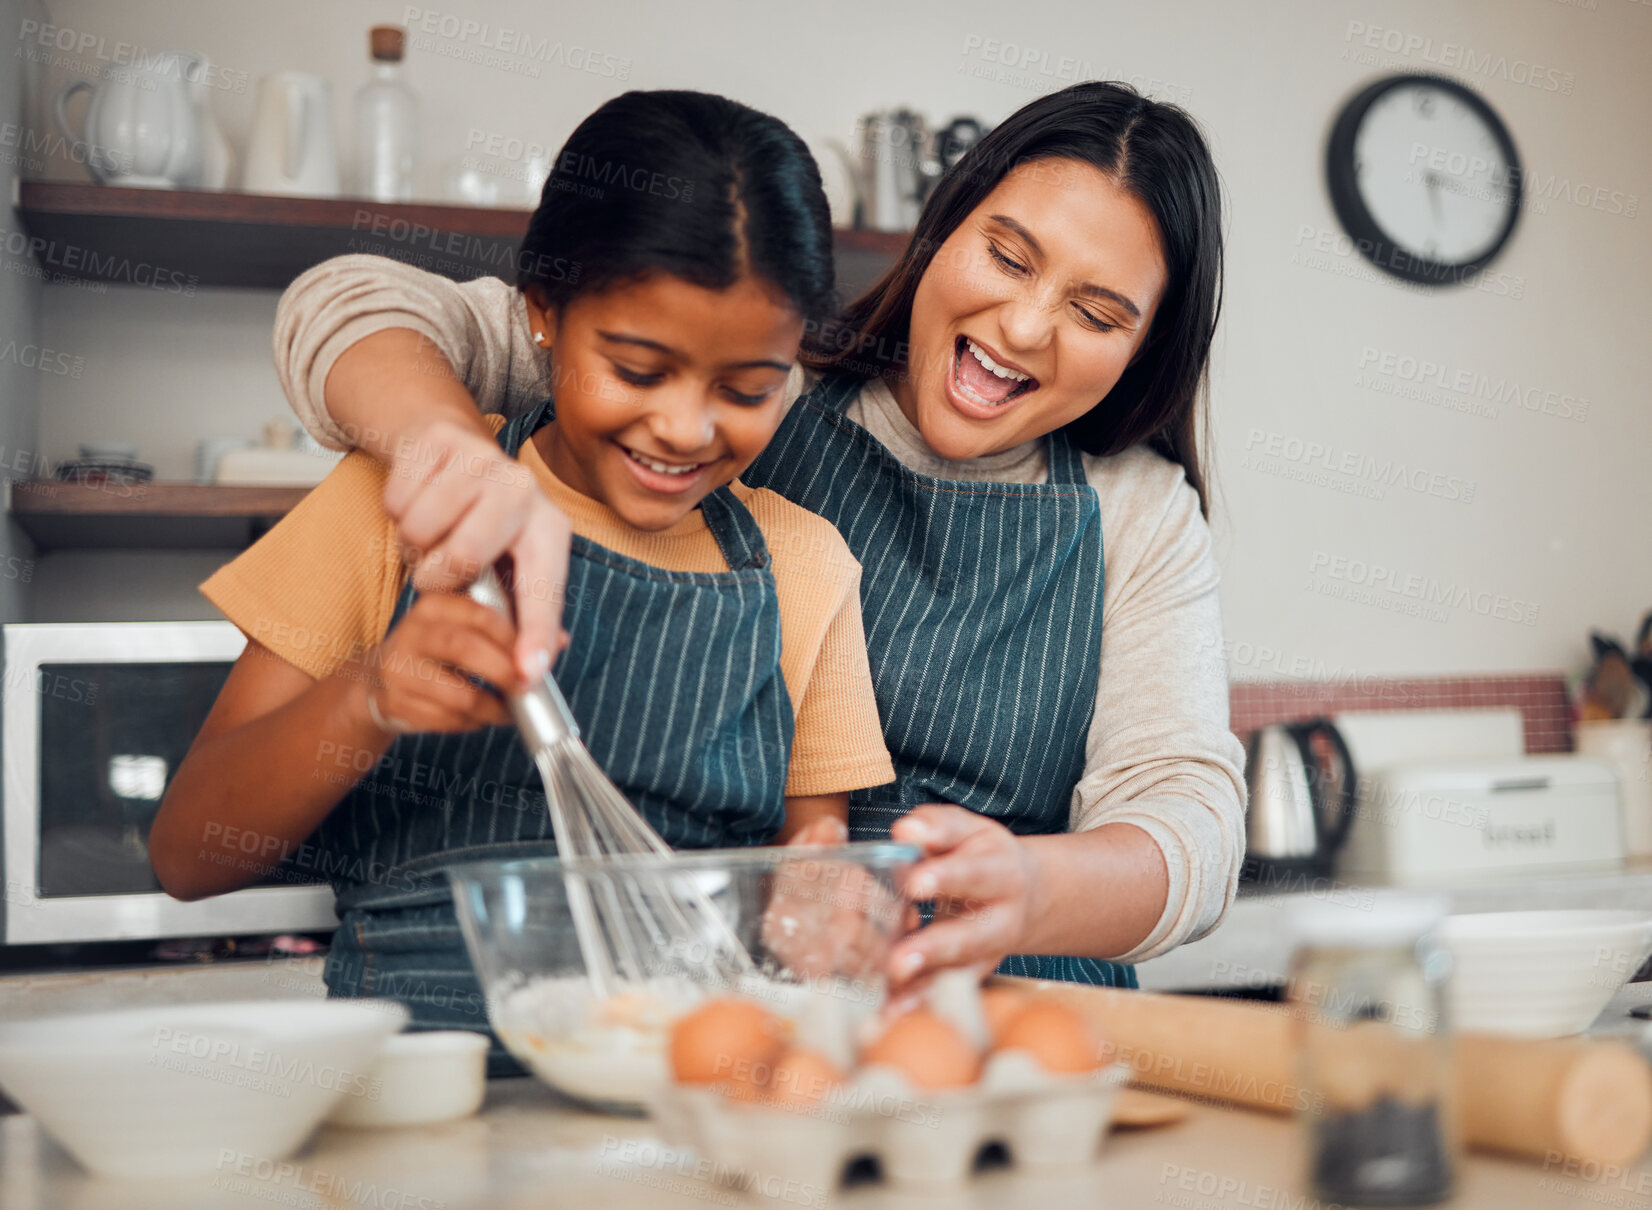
[[446, 842, 919, 1111]]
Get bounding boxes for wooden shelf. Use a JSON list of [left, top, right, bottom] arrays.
[[15, 182, 531, 289], [829, 228, 914, 256], [13, 181, 909, 292], [9, 481, 310, 551]]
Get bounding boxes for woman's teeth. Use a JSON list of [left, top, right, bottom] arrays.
[[954, 337, 1037, 408], [965, 338, 1030, 383], [624, 447, 700, 476]]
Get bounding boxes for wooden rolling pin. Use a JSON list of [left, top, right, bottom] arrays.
[[1003, 979, 1652, 1166]]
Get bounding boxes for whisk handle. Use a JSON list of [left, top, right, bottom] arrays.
[[467, 567, 581, 746]]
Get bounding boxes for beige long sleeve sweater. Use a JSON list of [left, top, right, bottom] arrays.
[[272, 255, 1248, 964]]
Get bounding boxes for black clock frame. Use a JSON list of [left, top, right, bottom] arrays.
[[1325, 73, 1523, 288]]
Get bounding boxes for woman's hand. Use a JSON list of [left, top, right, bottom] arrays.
[[361, 593, 518, 734], [381, 417, 572, 685], [885, 805, 1042, 990], [759, 817, 906, 983]]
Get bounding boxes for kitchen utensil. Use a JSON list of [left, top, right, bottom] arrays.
[[0, 999, 407, 1178], [446, 843, 916, 1110], [243, 72, 340, 196], [181, 53, 233, 189], [1242, 718, 1357, 882], [1339, 756, 1623, 885], [327, 1030, 488, 1128], [856, 109, 929, 231], [933, 116, 985, 173], [53, 458, 153, 486], [196, 436, 253, 483], [54, 52, 202, 187], [1581, 632, 1650, 721], [464, 568, 755, 999], [1007, 980, 1652, 1167], [78, 441, 139, 462], [1578, 719, 1652, 859], [1439, 910, 1652, 1037], [826, 113, 988, 231], [808, 139, 859, 229]]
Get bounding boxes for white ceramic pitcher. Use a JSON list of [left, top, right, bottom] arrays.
[[54, 52, 202, 187], [243, 72, 339, 197]]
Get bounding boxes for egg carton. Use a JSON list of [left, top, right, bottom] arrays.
[[650, 1053, 1131, 1192]]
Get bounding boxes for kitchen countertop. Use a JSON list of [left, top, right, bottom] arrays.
[[1138, 862, 1652, 993], [0, 956, 327, 1023], [3, 1072, 1646, 1209]]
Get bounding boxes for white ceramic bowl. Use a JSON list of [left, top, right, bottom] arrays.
[[0, 999, 408, 1178], [1439, 910, 1652, 1037], [327, 1030, 489, 1128]]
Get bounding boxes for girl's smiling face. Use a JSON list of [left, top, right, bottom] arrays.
[[525, 273, 803, 531], [894, 158, 1170, 462]]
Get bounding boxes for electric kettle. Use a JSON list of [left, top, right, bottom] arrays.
[[1242, 717, 1357, 883]]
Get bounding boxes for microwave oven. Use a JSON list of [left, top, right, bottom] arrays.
[[2, 621, 338, 945]]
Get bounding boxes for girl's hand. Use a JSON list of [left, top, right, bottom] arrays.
[[886, 805, 1041, 990], [384, 416, 572, 683], [362, 593, 518, 734]]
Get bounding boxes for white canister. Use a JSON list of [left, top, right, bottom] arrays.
[[1578, 720, 1652, 859]]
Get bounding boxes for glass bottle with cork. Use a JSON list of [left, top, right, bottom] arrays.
[[354, 24, 417, 202]]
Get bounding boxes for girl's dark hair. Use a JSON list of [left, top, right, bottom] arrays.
[[804, 82, 1223, 516], [517, 90, 835, 326]]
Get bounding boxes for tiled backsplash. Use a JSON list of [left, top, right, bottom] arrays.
[[1230, 673, 1574, 754]]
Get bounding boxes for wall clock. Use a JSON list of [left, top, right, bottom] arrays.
[[1326, 74, 1522, 286]]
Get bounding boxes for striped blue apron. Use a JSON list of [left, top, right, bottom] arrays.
[[744, 374, 1133, 987], [312, 399, 794, 1072]]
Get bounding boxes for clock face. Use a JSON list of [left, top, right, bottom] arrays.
[[1327, 75, 1522, 285]]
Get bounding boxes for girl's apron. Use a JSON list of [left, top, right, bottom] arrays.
[[744, 374, 1133, 987], [311, 399, 794, 1073]]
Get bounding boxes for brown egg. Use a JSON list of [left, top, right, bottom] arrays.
[[669, 998, 785, 1092], [861, 1009, 982, 1089], [994, 1001, 1111, 1075], [980, 985, 1033, 1045], [767, 1048, 844, 1108]]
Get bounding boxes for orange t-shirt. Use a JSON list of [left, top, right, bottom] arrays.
[[201, 417, 894, 798]]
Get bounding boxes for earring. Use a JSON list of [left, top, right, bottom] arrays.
[[533, 331, 545, 346]]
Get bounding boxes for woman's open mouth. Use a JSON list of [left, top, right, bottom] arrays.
[[948, 335, 1039, 415]]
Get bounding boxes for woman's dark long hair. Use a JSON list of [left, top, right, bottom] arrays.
[[516, 90, 836, 327], [804, 82, 1223, 515]]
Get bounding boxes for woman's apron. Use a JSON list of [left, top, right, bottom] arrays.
[[744, 374, 1133, 987], [310, 399, 794, 1073]]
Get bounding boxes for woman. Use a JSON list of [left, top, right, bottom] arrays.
[[272, 81, 1246, 989]]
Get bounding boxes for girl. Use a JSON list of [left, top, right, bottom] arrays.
[[150, 91, 895, 1070], [267, 81, 1247, 992]]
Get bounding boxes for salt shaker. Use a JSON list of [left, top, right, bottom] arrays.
[[1289, 893, 1456, 1206]]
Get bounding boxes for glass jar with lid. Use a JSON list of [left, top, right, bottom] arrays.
[[1289, 893, 1456, 1206]]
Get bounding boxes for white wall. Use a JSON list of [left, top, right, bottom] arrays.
[[19, 0, 1652, 676], [1, 0, 45, 625]]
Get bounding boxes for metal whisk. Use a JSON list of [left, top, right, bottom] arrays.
[[467, 569, 753, 999]]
